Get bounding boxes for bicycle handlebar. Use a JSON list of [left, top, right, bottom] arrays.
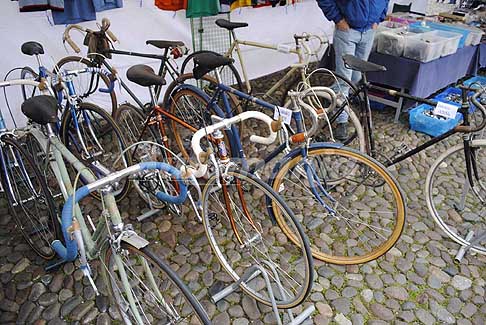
[[464, 91, 486, 133], [52, 162, 187, 263], [63, 17, 118, 54], [185, 111, 280, 178]]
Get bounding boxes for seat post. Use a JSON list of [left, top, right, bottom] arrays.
[[148, 86, 157, 107], [214, 69, 223, 85]]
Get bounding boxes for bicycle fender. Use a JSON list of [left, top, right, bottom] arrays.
[[121, 232, 149, 250]]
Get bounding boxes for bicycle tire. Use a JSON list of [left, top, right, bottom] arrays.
[[180, 50, 244, 92], [55, 56, 118, 115], [60, 102, 132, 201], [426, 139, 486, 254], [103, 242, 211, 324], [202, 169, 313, 309], [113, 103, 181, 211], [168, 86, 236, 163], [271, 144, 406, 264], [282, 69, 366, 153], [0, 135, 59, 259], [20, 66, 40, 101]]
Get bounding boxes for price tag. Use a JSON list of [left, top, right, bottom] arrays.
[[433, 101, 459, 119], [274, 107, 292, 125]]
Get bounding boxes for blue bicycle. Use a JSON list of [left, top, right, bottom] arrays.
[[166, 52, 406, 265]]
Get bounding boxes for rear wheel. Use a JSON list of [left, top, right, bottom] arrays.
[[114, 103, 181, 211], [20, 66, 40, 100], [0, 135, 59, 259], [60, 102, 131, 201], [103, 242, 211, 324]]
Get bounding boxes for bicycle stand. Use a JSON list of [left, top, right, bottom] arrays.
[[455, 229, 486, 263], [136, 192, 161, 222], [211, 262, 315, 325]]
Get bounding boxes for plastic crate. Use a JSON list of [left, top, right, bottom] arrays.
[[446, 23, 483, 46], [403, 32, 446, 62], [429, 30, 462, 57], [425, 22, 471, 48], [409, 104, 463, 137], [433, 87, 475, 113], [463, 76, 486, 89], [376, 30, 417, 56]]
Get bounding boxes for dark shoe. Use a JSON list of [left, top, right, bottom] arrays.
[[335, 122, 348, 141]]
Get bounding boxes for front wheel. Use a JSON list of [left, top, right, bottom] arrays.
[[426, 139, 486, 254], [202, 169, 313, 309], [103, 242, 211, 324], [271, 144, 406, 264]]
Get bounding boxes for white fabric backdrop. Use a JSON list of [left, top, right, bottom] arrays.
[[0, 0, 333, 128]]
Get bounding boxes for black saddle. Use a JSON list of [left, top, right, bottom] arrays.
[[192, 52, 234, 80], [342, 55, 387, 73], [21, 41, 44, 56], [126, 65, 166, 87], [21, 95, 58, 125], [146, 40, 185, 50], [215, 19, 248, 31]]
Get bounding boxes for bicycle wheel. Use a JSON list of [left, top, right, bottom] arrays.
[[55, 56, 117, 115], [114, 103, 181, 211], [103, 242, 211, 324], [20, 131, 63, 204], [180, 50, 244, 91], [426, 139, 486, 254], [60, 102, 131, 201], [271, 144, 406, 264], [202, 169, 313, 309], [0, 135, 59, 259], [282, 70, 366, 152], [168, 87, 236, 163], [20, 66, 40, 100]]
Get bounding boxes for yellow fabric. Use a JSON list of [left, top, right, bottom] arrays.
[[229, 0, 253, 10]]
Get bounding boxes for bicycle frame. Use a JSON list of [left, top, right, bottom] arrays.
[[225, 35, 307, 98]]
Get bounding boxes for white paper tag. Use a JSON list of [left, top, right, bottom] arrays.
[[433, 101, 459, 119], [274, 107, 292, 125]]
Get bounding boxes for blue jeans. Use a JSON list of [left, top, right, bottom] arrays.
[[333, 28, 376, 123]]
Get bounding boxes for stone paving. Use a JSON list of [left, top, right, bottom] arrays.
[[1, 70, 486, 324]]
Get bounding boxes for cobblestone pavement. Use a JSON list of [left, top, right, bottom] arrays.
[[1, 70, 486, 324]]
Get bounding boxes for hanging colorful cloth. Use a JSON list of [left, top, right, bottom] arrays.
[[19, 0, 64, 12], [52, 0, 96, 25], [186, 0, 220, 18], [92, 0, 123, 12], [219, 0, 252, 10], [155, 0, 187, 11]]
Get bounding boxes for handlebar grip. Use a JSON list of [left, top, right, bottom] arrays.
[[470, 92, 486, 132], [141, 162, 188, 205], [106, 29, 118, 43]]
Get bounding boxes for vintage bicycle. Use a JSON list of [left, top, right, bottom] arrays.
[[19, 93, 211, 324]]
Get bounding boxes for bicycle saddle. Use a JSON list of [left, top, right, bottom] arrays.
[[21, 41, 44, 56], [126, 64, 166, 87], [215, 19, 248, 30], [192, 52, 234, 80], [342, 54, 387, 73], [146, 40, 185, 50], [21, 95, 58, 125]]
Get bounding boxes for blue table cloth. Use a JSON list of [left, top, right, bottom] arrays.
[[367, 45, 479, 99], [479, 43, 486, 68]]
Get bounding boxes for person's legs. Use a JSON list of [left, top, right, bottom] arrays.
[[333, 29, 359, 126], [351, 28, 376, 84]]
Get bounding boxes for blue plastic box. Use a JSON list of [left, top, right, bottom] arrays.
[[409, 104, 463, 137], [463, 76, 486, 89], [433, 87, 475, 113]]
